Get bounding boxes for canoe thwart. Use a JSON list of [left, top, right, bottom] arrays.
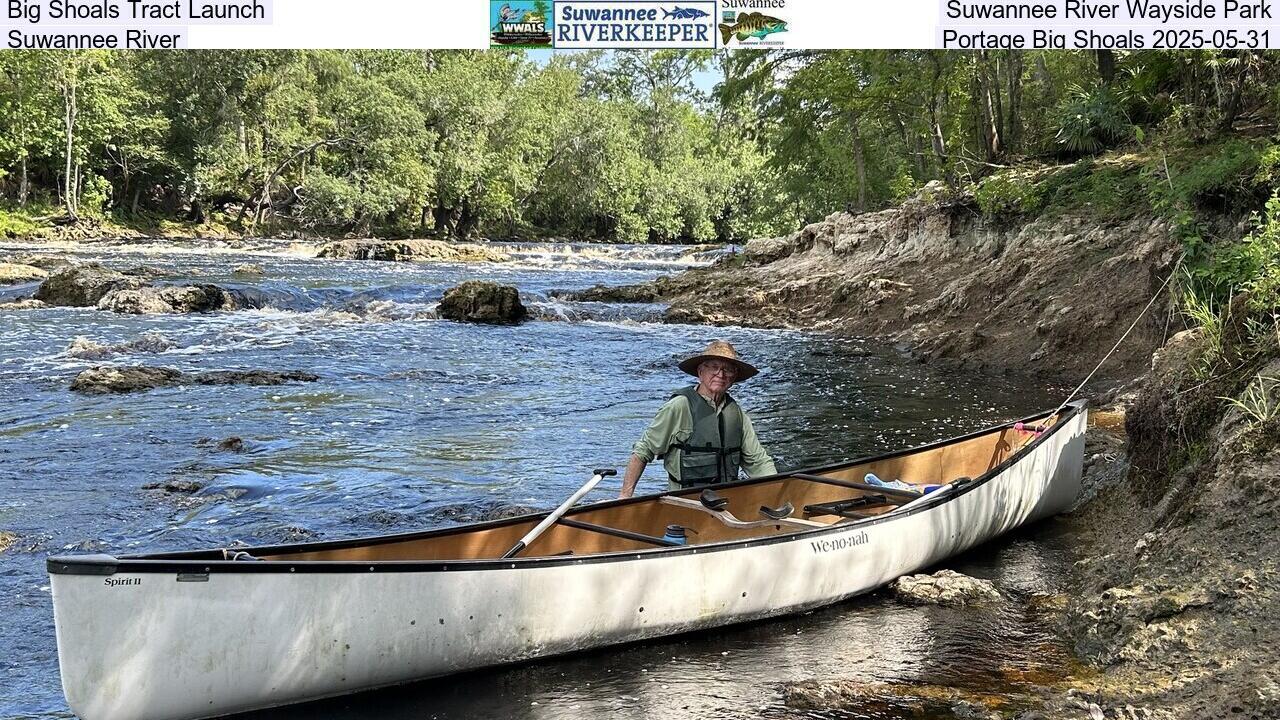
[[557, 518, 681, 548]]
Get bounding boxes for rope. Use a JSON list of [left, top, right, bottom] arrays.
[[1053, 253, 1185, 416]]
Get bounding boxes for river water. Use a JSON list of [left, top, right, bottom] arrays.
[[0, 239, 1073, 719]]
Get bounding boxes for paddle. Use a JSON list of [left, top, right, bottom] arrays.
[[501, 468, 617, 559]]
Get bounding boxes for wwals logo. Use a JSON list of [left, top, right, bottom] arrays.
[[490, 1, 553, 47]]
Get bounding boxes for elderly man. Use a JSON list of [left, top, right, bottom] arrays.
[[618, 340, 778, 499]]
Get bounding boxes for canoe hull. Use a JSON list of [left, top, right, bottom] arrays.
[[50, 407, 1085, 720]]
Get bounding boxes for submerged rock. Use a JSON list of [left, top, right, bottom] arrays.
[[0, 262, 48, 285], [190, 370, 319, 387], [34, 264, 141, 307], [8, 254, 71, 270], [248, 525, 320, 544], [0, 298, 47, 310], [70, 366, 319, 394], [346, 509, 417, 528], [142, 478, 204, 494], [98, 284, 238, 314], [434, 501, 540, 523], [64, 333, 177, 360], [784, 679, 1023, 718], [316, 239, 509, 264], [890, 569, 1003, 605], [438, 280, 527, 324]]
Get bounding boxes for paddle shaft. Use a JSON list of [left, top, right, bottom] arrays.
[[502, 468, 616, 559]]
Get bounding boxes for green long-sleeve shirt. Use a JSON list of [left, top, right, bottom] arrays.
[[631, 392, 778, 483]]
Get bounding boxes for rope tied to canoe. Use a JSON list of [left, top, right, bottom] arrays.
[[1052, 252, 1185, 417]]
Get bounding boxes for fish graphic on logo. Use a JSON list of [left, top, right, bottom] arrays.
[[663, 6, 710, 19], [718, 11, 787, 44]]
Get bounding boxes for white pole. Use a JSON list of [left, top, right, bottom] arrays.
[[502, 468, 616, 559]]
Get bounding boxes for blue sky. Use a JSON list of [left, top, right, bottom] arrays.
[[524, 49, 723, 94]]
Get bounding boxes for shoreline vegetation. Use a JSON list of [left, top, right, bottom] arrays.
[[4, 49, 1280, 719], [0, 49, 1271, 248]]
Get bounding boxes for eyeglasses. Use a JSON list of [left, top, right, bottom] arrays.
[[702, 364, 737, 378]]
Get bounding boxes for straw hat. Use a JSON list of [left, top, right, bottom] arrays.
[[678, 340, 759, 381]]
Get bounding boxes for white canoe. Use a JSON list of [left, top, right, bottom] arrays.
[[48, 401, 1087, 720]]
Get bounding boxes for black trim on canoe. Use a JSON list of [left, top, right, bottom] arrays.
[[47, 401, 1086, 576]]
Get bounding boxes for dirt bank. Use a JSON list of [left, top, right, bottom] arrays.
[[1051, 324, 1280, 719], [567, 183, 1203, 385]]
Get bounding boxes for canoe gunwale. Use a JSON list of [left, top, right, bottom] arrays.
[[47, 400, 1087, 576]]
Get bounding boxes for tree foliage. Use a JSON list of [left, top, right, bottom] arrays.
[[1, 50, 1278, 242]]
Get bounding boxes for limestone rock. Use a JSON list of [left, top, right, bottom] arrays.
[[434, 501, 540, 523], [98, 284, 237, 314], [0, 298, 47, 310], [70, 366, 319, 394], [71, 366, 183, 394], [0, 262, 48, 285], [438, 280, 527, 324], [232, 263, 264, 275], [551, 283, 660, 303], [594, 182, 1179, 385], [63, 333, 177, 360], [189, 370, 319, 387], [7, 254, 71, 270], [316, 239, 509, 264], [784, 678, 1020, 717], [890, 569, 1002, 605], [743, 236, 795, 265], [142, 479, 204, 494], [34, 264, 141, 307]]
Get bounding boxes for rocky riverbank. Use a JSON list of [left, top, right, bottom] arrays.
[[560, 183, 1199, 386], [1050, 325, 1280, 719]]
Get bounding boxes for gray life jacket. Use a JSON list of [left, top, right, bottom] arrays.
[[668, 385, 744, 487]]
